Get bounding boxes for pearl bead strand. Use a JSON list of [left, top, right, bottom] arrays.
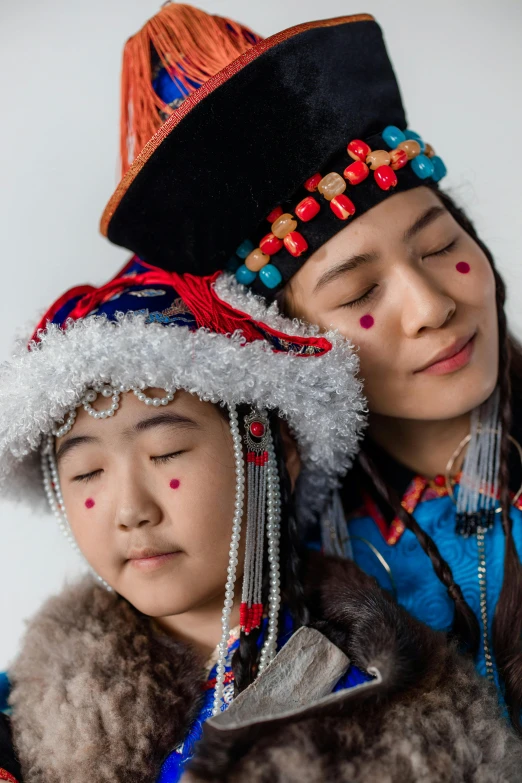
[[258, 433, 281, 673], [212, 405, 245, 716]]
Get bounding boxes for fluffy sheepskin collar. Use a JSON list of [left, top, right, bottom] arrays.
[[8, 557, 522, 783]]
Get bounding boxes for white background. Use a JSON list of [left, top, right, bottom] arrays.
[[1, 0, 521, 669]]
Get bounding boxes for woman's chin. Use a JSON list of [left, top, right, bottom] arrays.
[[370, 366, 498, 422]]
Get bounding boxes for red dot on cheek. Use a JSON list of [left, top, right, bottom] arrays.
[[456, 262, 470, 274], [360, 314, 375, 330], [85, 498, 95, 509], [169, 479, 181, 490]]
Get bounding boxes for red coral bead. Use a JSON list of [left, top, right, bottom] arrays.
[[390, 148, 408, 171], [250, 421, 266, 438], [295, 196, 320, 222], [304, 172, 322, 192], [283, 231, 308, 257], [266, 205, 283, 223], [259, 232, 284, 255], [374, 165, 398, 191], [434, 474, 446, 487], [343, 160, 370, 185], [330, 194, 356, 220], [347, 139, 371, 162]]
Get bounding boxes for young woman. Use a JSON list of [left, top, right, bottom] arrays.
[[1, 259, 520, 782], [99, 8, 522, 731]]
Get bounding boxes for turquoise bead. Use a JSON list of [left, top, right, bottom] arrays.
[[382, 125, 406, 148], [236, 264, 257, 285], [411, 154, 435, 180], [405, 130, 426, 152], [236, 239, 255, 259], [259, 264, 282, 289], [431, 156, 447, 183]]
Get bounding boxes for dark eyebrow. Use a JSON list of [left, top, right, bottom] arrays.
[[133, 412, 200, 434], [313, 252, 379, 294], [55, 413, 199, 463], [55, 436, 98, 465], [403, 205, 446, 242]]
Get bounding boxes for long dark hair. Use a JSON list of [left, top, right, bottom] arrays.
[[277, 187, 522, 730], [436, 189, 522, 730]]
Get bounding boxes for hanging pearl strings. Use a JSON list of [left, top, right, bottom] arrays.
[[213, 405, 245, 715], [212, 410, 282, 714], [258, 431, 282, 672]]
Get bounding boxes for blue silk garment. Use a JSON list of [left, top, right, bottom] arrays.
[[157, 613, 372, 782], [348, 477, 522, 692]]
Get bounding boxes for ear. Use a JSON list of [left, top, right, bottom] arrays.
[[279, 421, 301, 491]]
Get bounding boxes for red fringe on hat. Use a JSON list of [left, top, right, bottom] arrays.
[[120, 3, 261, 175]]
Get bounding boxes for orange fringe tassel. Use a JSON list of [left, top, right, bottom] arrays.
[[120, 2, 261, 175]]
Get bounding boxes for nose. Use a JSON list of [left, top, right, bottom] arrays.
[[399, 266, 456, 337], [114, 473, 163, 531]]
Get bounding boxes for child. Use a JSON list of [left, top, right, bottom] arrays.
[[0, 258, 520, 782]]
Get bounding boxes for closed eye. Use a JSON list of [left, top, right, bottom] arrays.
[[73, 469, 103, 484], [340, 285, 378, 310], [426, 238, 458, 258], [151, 450, 185, 465]]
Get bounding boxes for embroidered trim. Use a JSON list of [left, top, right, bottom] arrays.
[[359, 471, 522, 547], [0, 769, 18, 783]]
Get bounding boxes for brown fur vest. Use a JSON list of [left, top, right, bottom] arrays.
[[8, 556, 522, 782]]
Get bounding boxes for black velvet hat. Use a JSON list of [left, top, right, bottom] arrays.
[[101, 13, 447, 298]]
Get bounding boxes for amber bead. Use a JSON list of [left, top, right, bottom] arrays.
[[304, 172, 322, 192], [424, 143, 435, 158], [397, 139, 421, 160], [330, 194, 356, 220], [317, 172, 346, 201], [295, 196, 320, 222], [271, 213, 298, 239], [343, 160, 369, 185], [259, 232, 284, 255], [245, 248, 270, 271], [283, 231, 308, 257], [366, 150, 391, 170], [266, 205, 283, 223], [374, 165, 398, 191], [390, 148, 408, 170], [347, 139, 371, 162]]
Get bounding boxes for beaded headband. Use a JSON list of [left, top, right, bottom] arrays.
[[232, 125, 447, 290]]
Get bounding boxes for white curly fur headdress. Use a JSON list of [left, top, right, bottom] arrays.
[[0, 258, 366, 511]]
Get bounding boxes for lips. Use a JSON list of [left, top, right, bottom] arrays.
[[127, 546, 179, 561], [415, 332, 477, 376], [127, 547, 181, 573]]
